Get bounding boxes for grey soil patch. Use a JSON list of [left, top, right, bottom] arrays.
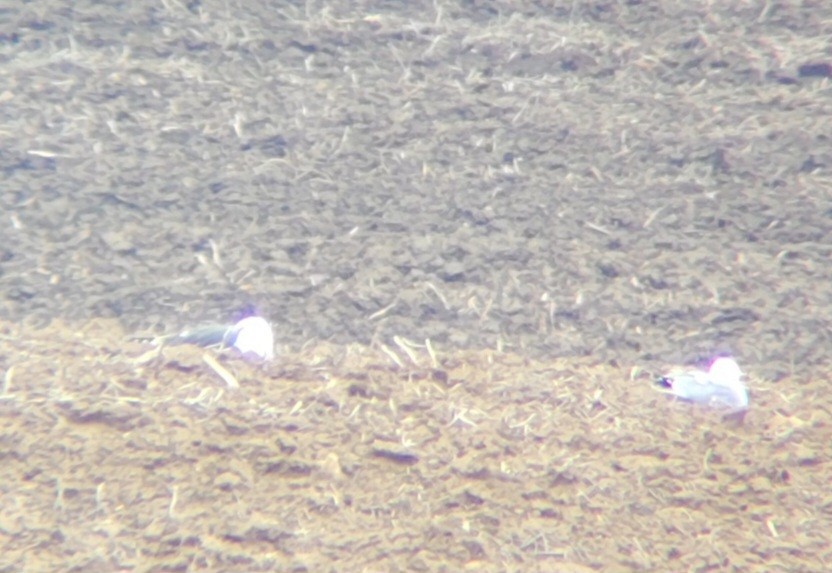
[[2, 1, 831, 381]]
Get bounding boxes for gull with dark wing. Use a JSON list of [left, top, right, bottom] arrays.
[[150, 316, 274, 361]]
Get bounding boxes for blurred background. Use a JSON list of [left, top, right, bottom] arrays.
[[1, 0, 830, 380]]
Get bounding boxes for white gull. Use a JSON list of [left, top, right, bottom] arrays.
[[658, 357, 748, 410]]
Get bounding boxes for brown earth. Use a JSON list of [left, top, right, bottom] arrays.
[[1, 0, 831, 571], [1, 319, 830, 572]]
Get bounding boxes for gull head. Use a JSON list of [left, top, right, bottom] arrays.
[[709, 357, 743, 388], [708, 357, 748, 409], [228, 316, 274, 361]]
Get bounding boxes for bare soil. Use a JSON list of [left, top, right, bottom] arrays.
[[1, 1, 831, 571], [1, 319, 829, 572]]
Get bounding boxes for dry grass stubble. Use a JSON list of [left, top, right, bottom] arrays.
[[0, 319, 829, 572]]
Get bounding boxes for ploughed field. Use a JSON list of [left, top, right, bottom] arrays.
[[0, 319, 828, 572], [1, 0, 831, 571]]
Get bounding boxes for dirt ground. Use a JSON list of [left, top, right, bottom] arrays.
[[1, 0, 831, 571], [1, 319, 830, 572]]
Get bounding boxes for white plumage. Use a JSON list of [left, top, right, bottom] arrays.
[[659, 357, 748, 410]]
